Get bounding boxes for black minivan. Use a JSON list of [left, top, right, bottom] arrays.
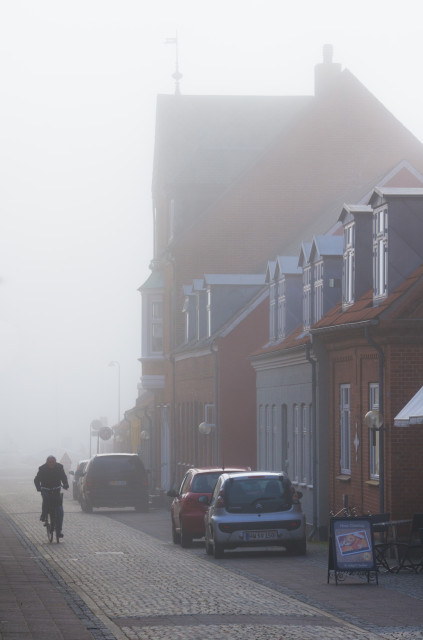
[[79, 453, 149, 513]]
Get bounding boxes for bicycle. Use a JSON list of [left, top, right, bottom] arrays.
[[41, 486, 63, 543]]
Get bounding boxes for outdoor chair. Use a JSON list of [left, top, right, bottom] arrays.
[[395, 513, 423, 573], [369, 513, 392, 572]]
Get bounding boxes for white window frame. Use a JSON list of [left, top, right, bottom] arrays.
[[277, 277, 286, 340], [265, 404, 272, 469], [343, 223, 355, 306], [301, 403, 308, 483], [308, 404, 313, 486], [373, 208, 388, 299], [269, 282, 276, 341], [314, 260, 324, 323], [293, 404, 299, 482], [340, 384, 351, 474], [369, 383, 380, 480], [148, 296, 163, 355], [303, 265, 312, 331]]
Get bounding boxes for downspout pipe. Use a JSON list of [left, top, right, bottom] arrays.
[[305, 342, 318, 541], [364, 327, 385, 514], [210, 338, 219, 466]]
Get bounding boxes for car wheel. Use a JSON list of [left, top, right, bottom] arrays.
[[213, 541, 224, 559], [180, 521, 192, 548], [205, 538, 213, 555], [81, 498, 93, 513], [172, 520, 181, 545]]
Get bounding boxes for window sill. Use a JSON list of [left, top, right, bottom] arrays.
[[365, 479, 379, 487], [336, 474, 351, 482]]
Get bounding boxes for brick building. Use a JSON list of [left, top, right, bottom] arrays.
[[138, 48, 423, 499]]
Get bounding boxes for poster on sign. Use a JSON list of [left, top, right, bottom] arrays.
[[328, 516, 378, 584]]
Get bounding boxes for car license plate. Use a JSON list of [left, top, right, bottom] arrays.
[[109, 480, 127, 486], [245, 530, 277, 541]]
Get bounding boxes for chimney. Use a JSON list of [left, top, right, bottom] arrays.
[[314, 44, 342, 98]]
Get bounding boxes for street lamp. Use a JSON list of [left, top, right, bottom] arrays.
[[108, 361, 120, 428]]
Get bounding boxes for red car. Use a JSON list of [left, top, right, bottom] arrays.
[[167, 467, 250, 547]]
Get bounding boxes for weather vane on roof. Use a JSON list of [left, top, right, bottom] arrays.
[[165, 33, 182, 95]]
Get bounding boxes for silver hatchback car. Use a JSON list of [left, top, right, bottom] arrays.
[[203, 471, 306, 558]]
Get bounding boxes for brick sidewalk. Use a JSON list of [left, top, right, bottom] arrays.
[[0, 509, 114, 640]]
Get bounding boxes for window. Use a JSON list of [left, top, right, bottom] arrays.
[[343, 223, 355, 305], [293, 404, 299, 481], [340, 385, 351, 474], [272, 405, 277, 471], [301, 404, 308, 483], [265, 405, 272, 469], [369, 383, 380, 479], [277, 277, 286, 340], [308, 404, 313, 485], [150, 299, 163, 353], [269, 282, 276, 341], [303, 265, 313, 330], [281, 404, 288, 473], [258, 405, 265, 469], [314, 261, 324, 323], [373, 208, 388, 298]]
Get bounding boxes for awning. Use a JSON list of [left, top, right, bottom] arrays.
[[394, 386, 423, 427]]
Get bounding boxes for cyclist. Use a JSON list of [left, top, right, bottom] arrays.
[[34, 455, 69, 538]]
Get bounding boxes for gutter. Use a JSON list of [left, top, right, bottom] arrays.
[[305, 342, 318, 541], [210, 338, 219, 465], [310, 318, 378, 335]]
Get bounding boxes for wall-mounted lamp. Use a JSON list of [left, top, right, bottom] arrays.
[[198, 422, 215, 435]]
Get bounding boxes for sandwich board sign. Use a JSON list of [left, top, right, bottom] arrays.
[[328, 516, 378, 585]]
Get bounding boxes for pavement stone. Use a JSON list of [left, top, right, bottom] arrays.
[[0, 470, 423, 640]]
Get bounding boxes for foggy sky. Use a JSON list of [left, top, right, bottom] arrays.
[[1, 0, 422, 464]]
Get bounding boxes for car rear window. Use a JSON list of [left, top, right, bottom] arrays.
[[191, 473, 222, 493], [225, 476, 292, 513], [90, 456, 145, 476]]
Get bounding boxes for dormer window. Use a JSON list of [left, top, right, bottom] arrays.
[[269, 282, 277, 341], [313, 260, 324, 323], [343, 223, 355, 306], [277, 277, 286, 340], [150, 298, 163, 354], [373, 207, 388, 298], [303, 265, 313, 331]]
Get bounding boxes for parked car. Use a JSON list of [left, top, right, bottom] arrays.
[[69, 459, 89, 500], [203, 471, 306, 558], [167, 466, 250, 547], [79, 453, 149, 513]]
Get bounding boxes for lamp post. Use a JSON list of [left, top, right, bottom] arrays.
[[108, 361, 121, 429]]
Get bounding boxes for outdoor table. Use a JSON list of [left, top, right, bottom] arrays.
[[372, 519, 412, 571]]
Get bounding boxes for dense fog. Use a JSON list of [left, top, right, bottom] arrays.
[[1, 1, 422, 471]]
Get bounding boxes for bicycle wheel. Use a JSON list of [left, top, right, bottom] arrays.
[[46, 512, 54, 543]]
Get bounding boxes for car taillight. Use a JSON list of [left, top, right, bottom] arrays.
[[86, 478, 94, 488], [286, 520, 301, 530]]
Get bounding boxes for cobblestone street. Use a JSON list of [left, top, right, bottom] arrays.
[[1, 469, 423, 640]]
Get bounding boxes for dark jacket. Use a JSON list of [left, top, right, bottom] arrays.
[[34, 462, 69, 491]]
